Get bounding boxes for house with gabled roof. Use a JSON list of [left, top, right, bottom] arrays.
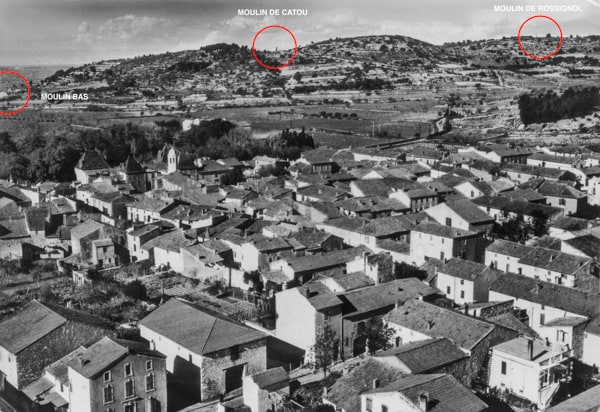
[[0, 300, 113, 390], [424, 199, 494, 233], [384, 299, 519, 386], [489, 272, 600, 356], [74, 150, 111, 185], [139, 298, 267, 401], [67, 337, 167, 412], [360, 374, 488, 412], [436, 258, 503, 305], [409, 221, 486, 265]]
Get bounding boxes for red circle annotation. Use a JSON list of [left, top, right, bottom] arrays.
[[517, 15, 563, 61], [0, 70, 31, 116], [251, 25, 298, 70]]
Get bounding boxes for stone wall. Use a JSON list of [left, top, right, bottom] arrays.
[[16, 320, 113, 388], [200, 337, 267, 401]]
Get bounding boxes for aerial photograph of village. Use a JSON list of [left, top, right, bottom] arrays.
[[1, 0, 600, 411]]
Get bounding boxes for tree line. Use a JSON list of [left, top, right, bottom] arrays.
[[518, 86, 599, 125], [0, 119, 314, 183]]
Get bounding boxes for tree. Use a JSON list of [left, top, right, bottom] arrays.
[[531, 211, 549, 237], [491, 214, 531, 243], [312, 326, 339, 377], [123, 280, 147, 300], [356, 318, 395, 355], [394, 262, 427, 280]]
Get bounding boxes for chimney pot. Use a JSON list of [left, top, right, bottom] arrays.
[[528, 338, 534, 360], [418, 391, 429, 411]]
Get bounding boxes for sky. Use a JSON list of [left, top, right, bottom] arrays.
[[1, 0, 599, 66]]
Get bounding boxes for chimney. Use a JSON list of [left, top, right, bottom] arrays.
[[418, 391, 429, 411], [372, 378, 380, 389], [304, 288, 311, 298], [242, 364, 248, 377], [323, 386, 328, 397], [395, 299, 401, 309], [527, 338, 534, 360]]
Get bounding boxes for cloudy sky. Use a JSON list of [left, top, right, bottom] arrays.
[[1, 0, 599, 66]]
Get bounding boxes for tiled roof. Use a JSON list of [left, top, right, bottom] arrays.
[[550, 215, 593, 231], [70, 220, 106, 239], [547, 384, 600, 412], [434, 199, 494, 224], [250, 367, 288, 390], [25, 207, 47, 232], [318, 271, 374, 291], [493, 336, 565, 362], [412, 221, 477, 238], [140, 298, 266, 355], [519, 247, 590, 274], [141, 229, 195, 252], [385, 299, 495, 351], [282, 246, 371, 273], [76, 150, 110, 170], [127, 196, 175, 213], [296, 282, 343, 311], [536, 181, 585, 199], [68, 337, 164, 379], [92, 191, 133, 204], [472, 195, 562, 218], [438, 258, 501, 281], [376, 338, 468, 373], [325, 357, 406, 412], [490, 273, 600, 317], [0, 300, 67, 354], [0, 218, 31, 239], [340, 278, 440, 316], [364, 374, 488, 412], [45, 346, 87, 385], [486, 239, 533, 258], [0, 301, 111, 354], [122, 156, 144, 173], [486, 312, 538, 338]]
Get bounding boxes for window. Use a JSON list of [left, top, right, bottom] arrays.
[[145, 373, 155, 392], [445, 217, 452, 227], [103, 384, 114, 404], [125, 379, 135, 398], [145, 399, 159, 412], [559, 198, 566, 206], [460, 290, 465, 299], [366, 398, 372, 412], [124, 363, 133, 377], [230, 345, 240, 361], [395, 337, 401, 347], [106, 409, 114, 412], [446, 286, 451, 294], [460, 279, 464, 285], [470, 191, 474, 198], [381, 406, 388, 412], [540, 314, 546, 325], [518, 268, 522, 275], [440, 251, 445, 261], [501, 361, 507, 375], [145, 360, 153, 371], [103, 371, 111, 383], [124, 403, 137, 412], [324, 312, 330, 321]]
